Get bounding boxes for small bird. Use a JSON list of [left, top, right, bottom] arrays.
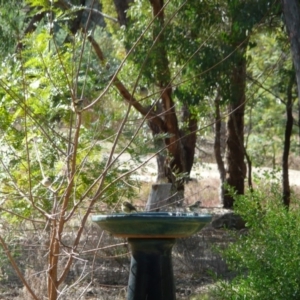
[[139, 86, 148, 97], [73, 98, 84, 111], [41, 177, 52, 187], [187, 200, 201, 212], [122, 201, 137, 213]]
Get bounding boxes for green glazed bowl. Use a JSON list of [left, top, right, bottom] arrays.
[[92, 212, 212, 238]]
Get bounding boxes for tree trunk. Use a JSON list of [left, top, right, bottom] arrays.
[[224, 53, 247, 209], [281, 0, 300, 171], [147, 103, 168, 183], [213, 88, 226, 203], [180, 102, 198, 176], [149, 0, 188, 202], [282, 72, 295, 208], [146, 183, 178, 211], [281, 0, 300, 114], [48, 227, 59, 300], [111, 0, 198, 204], [113, 0, 133, 26]]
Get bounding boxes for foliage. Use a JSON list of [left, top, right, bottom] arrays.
[[212, 186, 300, 300], [0, 12, 139, 219], [0, 0, 150, 298], [0, 233, 21, 282], [0, 0, 299, 298], [0, 1, 24, 57], [245, 31, 298, 167]]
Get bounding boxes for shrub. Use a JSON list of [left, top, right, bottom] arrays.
[[212, 185, 300, 300]]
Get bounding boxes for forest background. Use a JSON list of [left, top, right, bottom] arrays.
[[0, 0, 299, 299]]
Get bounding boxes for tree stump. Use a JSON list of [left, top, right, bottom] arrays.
[[145, 183, 182, 212]]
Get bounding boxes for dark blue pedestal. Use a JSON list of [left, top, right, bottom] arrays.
[[127, 238, 176, 300]]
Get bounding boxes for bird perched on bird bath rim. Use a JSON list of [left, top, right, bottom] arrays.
[[187, 200, 201, 212], [122, 201, 137, 213]]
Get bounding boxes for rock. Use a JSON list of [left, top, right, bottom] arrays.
[[211, 213, 246, 230]]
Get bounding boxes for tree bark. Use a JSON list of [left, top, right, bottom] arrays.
[[113, 0, 133, 26], [281, 0, 300, 113], [282, 72, 295, 208], [147, 103, 168, 183], [282, 0, 300, 167], [180, 102, 198, 176], [146, 183, 175, 211], [213, 88, 226, 203], [224, 52, 247, 209], [148, 0, 188, 199]]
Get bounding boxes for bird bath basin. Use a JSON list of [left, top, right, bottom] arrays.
[[92, 212, 212, 300], [92, 212, 212, 238]]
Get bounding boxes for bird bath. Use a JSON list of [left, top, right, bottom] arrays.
[[92, 212, 212, 300]]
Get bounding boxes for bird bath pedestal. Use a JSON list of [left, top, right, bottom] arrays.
[[92, 212, 212, 300]]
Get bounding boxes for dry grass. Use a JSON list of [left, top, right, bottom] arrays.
[[132, 171, 300, 211], [185, 178, 221, 208], [130, 178, 221, 211], [0, 221, 231, 300]]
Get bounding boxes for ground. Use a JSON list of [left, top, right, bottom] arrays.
[[0, 151, 299, 299]]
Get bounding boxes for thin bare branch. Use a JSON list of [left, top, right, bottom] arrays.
[[0, 235, 39, 300]]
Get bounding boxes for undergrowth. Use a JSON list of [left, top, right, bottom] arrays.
[[212, 184, 300, 299]]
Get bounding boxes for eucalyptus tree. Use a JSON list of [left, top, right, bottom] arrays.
[[104, 0, 281, 208], [223, 1, 283, 208], [108, 0, 199, 198], [281, 1, 300, 205], [157, 0, 281, 208], [245, 29, 299, 207]]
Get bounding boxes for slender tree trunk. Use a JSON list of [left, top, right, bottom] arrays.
[[213, 88, 226, 203], [147, 103, 168, 183], [180, 102, 198, 176], [48, 226, 59, 300], [281, 0, 300, 174], [282, 72, 295, 208], [224, 52, 247, 209], [282, 0, 300, 114]]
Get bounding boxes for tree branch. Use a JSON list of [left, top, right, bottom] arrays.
[[0, 235, 39, 300], [87, 35, 166, 131]]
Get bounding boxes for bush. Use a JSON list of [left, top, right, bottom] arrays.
[[212, 186, 300, 300]]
